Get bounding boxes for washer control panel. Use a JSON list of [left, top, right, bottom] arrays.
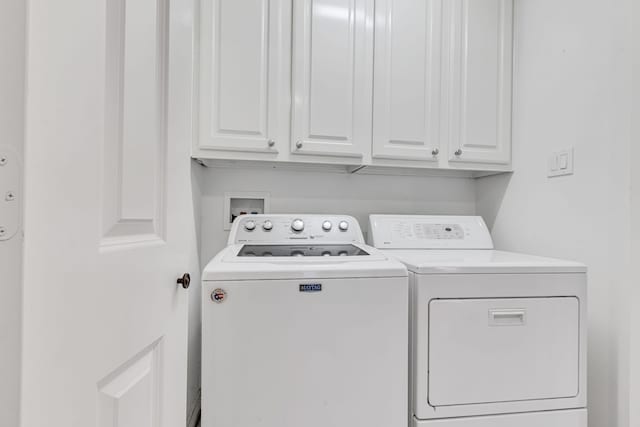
[[230, 215, 364, 244]]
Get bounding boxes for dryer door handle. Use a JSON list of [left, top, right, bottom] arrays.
[[488, 309, 526, 326]]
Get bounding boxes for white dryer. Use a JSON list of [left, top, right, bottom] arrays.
[[202, 214, 409, 427], [369, 215, 588, 427]]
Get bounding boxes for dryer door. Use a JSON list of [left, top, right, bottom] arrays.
[[428, 297, 580, 407]]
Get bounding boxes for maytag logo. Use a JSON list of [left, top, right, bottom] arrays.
[[299, 283, 322, 292]]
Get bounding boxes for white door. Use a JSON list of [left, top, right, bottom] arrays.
[[291, 0, 374, 158], [444, 0, 513, 165], [20, 1, 198, 427], [372, 0, 442, 161], [198, 0, 291, 156]]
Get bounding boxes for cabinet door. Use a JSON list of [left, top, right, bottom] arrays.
[[198, 0, 290, 154], [445, 0, 513, 165], [372, 0, 442, 161], [291, 0, 373, 158]]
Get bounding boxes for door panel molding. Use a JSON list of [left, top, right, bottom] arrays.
[[98, 339, 163, 427], [102, 0, 169, 248]]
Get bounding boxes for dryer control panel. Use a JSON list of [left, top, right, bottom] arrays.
[[369, 215, 494, 249], [229, 214, 365, 245]]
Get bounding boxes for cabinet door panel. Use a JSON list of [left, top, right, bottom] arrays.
[[292, 0, 373, 158], [199, 0, 289, 154], [446, 0, 513, 165], [373, 0, 442, 161]]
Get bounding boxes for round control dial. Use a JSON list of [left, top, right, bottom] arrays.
[[262, 220, 273, 231], [322, 221, 332, 231], [291, 219, 305, 232], [244, 220, 256, 231], [338, 220, 349, 231]]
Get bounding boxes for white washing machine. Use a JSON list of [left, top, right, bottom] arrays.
[[202, 214, 409, 427], [369, 215, 588, 427]]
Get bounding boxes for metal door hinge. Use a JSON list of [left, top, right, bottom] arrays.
[[0, 146, 22, 241]]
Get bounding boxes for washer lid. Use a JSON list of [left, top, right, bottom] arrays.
[[369, 215, 494, 249], [381, 249, 587, 274], [237, 244, 370, 258], [202, 243, 408, 281]]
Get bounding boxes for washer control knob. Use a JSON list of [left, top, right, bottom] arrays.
[[322, 220, 333, 231], [262, 220, 273, 231], [338, 220, 349, 231], [244, 220, 256, 231], [291, 219, 305, 232]]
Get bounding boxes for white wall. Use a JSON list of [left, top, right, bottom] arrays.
[[197, 166, 477, 264], [0, 0, 25, 425], [187, 164, 205, 425], [629, 2, 640, 425], [476, 1, 633, 426]]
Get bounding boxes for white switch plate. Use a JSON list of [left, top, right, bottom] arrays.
[[548, 147, 574, 178]]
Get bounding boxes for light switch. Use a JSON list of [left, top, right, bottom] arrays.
[[548, 147, 574, 178], [559, 153, 569, 170]]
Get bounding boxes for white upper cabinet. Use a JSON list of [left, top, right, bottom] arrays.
[[372, 0, 442, 161], [194, 0, 514, 175], [291, 0, 374, 158], [198, 0, 290, 155], [444, 0, 513, 165]]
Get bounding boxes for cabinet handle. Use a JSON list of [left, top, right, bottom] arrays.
[[295, 141, 303, 149], [267, 139, 275, 148], [454, 149, 463, 156], [432, 148, 439, 156]]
